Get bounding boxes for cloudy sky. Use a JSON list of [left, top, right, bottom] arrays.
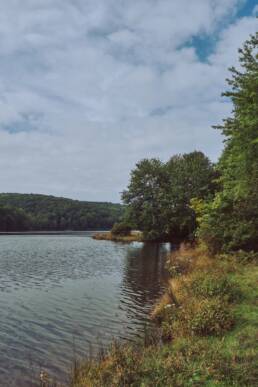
[[0, 0, 257, 202]]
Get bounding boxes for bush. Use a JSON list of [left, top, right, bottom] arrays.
[[235, 250, 258, 264], [111, 222, 132, 236], [191, 194, 258, 254], [167, 254, 193, 277], [166, 244, 202, 277], [188, 298, 234, 336], [189, 273, 241, 302]]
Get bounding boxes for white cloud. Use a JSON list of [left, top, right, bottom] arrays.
[[253, 4, 258, 15], [0, 0, 256, 201]]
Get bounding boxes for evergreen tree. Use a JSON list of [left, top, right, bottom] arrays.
[[194, 33, 258, 252]]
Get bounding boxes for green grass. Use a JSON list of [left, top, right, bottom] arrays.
[[70, 250, 258, 387]]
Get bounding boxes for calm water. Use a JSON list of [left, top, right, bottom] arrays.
[[0, 233, 170, 386]]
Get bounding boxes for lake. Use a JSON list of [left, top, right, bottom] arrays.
[[0, 233, 170, 386]]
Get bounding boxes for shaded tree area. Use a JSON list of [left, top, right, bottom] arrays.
[[0, 205, 31, 232], [0, 193, 123, 231], [122, 151, 217, 241]]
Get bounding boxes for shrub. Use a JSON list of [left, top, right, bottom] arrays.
[[152, 294, 175, 322], [235, 250, 258, 264], [111, 222, 132, 236], [191, 194, 258, 254], [189, 273, 241, 302], [167, 254, 193, 277], [166, 244, 201, 277], [188, 298, 234, 336]]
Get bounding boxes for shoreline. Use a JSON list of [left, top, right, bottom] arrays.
[[92, 231, 143, 242], [70, 244, 258, 386], [0, 230, 108, 236]]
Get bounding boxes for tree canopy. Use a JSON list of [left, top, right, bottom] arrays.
[[193, 32, 258, 253], [0, 205, 31, 232], [122, 151, 216, 241]]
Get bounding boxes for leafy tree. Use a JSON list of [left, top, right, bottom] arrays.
[[165, 151, 217, 240], [111, 222, 132, 236], [195, 33, 258, 253], [122, 152, 216, 241], [122, 159, 169, 240]]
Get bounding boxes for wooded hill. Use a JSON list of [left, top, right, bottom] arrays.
[[0, 193, 123, 232]]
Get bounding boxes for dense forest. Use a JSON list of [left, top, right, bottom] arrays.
[[0, 193, 123, 232]]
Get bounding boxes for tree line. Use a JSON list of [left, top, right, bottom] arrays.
[[0, 193, 123, 232], [119, 33, 258, 253]]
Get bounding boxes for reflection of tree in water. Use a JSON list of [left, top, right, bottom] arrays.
[[120, 243, 171, 323]]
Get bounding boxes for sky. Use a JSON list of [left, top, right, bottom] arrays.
[[0, 1, 257, 202]]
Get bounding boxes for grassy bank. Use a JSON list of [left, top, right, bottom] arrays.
[[71, 244, 258, 386], [92, 231, 143, 243]]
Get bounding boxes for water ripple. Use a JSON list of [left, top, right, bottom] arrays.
[[0, 234, 169, 386]]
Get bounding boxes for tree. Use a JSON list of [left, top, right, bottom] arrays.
[[122, 159, 169, 240], [195, 33, 258, 253], [122, 152, 216, 241], [111, 222, 132, 236], [166, 151, 217, 239]]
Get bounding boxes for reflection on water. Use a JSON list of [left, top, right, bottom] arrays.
[[121, 243, 170, 325], [0, 234, 170, 386]]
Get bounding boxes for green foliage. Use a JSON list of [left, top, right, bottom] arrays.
[[0, 193, 123, 231], [167, 151, 218, 201], [0, 205, 31, 232], [234, 249, 258, 263], [195, 33, 258, 253], [193, 192, 258, 253], [190, 273, 241, 302], [122, 158, 169, 240], [165, 151, 218, 240], [122, 152, 216, 241], [111, 222, 132, 236], [159, 292, 235, 339]]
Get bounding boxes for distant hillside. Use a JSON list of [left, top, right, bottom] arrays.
[[0, 193, 124, 232]]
